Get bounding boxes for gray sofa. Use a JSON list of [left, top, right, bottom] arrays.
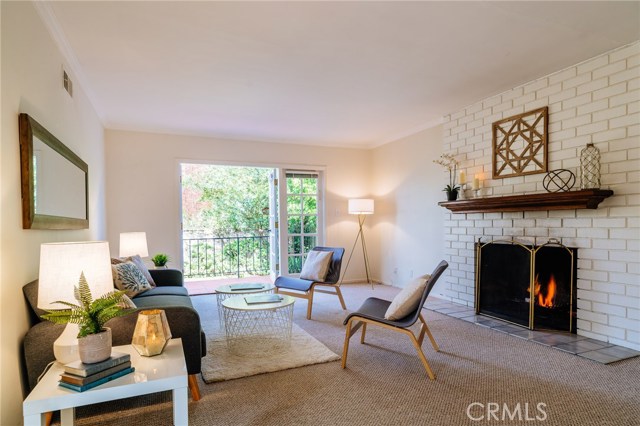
[[22, 268, 205, 399]]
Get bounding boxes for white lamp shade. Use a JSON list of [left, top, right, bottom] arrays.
[[38, 241, 113, 310], [348, 199, 374, 215], [119, 232, 149, 257]]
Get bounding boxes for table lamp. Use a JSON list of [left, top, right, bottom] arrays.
[[341, 199, 374, 288], [38, 241, 113, 364], [119, 232, 149, 258]]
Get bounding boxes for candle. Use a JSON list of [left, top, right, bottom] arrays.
[[459, 171, 466, 185], [146, 334, 165, 356], [473, 176, 480, 190]]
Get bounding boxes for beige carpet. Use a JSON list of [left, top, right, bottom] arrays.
[[201, 321, 340, 383], [60, 284, 640, 426]]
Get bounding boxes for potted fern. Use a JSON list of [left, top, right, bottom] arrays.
[[151, 253, 170, 268], [41, 272, 132, 364]]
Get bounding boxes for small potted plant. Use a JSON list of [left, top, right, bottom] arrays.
[[41, 273, 132, 364], [151, 253, 170, 268], [433, 153, 460, 201]]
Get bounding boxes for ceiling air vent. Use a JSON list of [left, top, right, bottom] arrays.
[[63, 70, 73, 97]]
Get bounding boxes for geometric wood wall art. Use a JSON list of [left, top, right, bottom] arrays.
[[492, 106, 548, 179]]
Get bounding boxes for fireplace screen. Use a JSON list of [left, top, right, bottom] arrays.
[[475, 239, 577, 333]]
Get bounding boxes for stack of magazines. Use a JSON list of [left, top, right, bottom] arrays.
[[59, 352, 134, 392]]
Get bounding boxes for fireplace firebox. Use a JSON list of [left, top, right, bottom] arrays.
[[475, 239, 577, 333]]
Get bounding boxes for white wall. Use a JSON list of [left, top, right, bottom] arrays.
[[104, 130, 372, 281], [0, 2, 106, 424], [441, 42, 640, 350], [370, 126, 446, 292]]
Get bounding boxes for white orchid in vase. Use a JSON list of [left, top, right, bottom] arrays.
[[433, 153, 460, 200]]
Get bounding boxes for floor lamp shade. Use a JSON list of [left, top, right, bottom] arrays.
[[119, 232, 149, 257], [38, 241, 114, 363], [348, 199, 374, 215]]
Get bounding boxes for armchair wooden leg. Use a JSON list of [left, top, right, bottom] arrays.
[[342, 319, 353, 368], [306, 289, 314, 320], [335, 286, 347, 310], [44, 411, 53, 426], [408, 332, 436, 380], [188, 374, 201, 401], [360, 322, 367, 344], [419, 314, 439, 351]]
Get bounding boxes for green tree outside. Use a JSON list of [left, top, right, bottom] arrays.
[[181, 164, 271, 278]]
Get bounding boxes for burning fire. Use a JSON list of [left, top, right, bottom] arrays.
[[528, 274, 557, 308]]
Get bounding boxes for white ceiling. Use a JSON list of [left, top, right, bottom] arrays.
[[41, 1, 639, 148]]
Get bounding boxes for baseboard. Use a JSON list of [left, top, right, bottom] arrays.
[[340, 278, 388, 285]]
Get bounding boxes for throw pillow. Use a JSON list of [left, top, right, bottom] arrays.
[[112, 261, 153, 298], [111, 257, 124, 265], [117, 294, 137, 309], [300, 250, 333, 282], [384, 274, 431, 320], [123, 255, 156, 287]]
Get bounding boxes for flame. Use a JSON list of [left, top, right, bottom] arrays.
[[528, 274, 556, 308], [538, 275, 556, 307]]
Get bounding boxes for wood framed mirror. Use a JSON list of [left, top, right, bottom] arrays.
[[19, 113, 89, 229]]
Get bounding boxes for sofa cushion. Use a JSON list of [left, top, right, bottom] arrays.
[[112, 255, 156, 287], [123, 255, 156, 287], [133, 286, 189, 298], [132, 294, 196, 309], [112, 261, 153, 297]]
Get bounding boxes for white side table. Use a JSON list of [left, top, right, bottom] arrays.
[[222, 295, 295, 353], [23, 339, 188, 426], [215, 283, 275, 323]]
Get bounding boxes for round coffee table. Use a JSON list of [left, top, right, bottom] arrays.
[[221, 294, 295, 353], [215, 283, 275, 323]]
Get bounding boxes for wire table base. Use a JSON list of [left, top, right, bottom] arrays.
[[221, 295, 295, 354]]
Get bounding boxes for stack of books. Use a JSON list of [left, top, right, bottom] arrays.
[[244, 294, 283, 305], [230, 283, 265, 291], [59, 351, 134, 392]]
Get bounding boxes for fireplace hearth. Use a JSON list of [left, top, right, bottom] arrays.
[[475, 239, 577, 333]]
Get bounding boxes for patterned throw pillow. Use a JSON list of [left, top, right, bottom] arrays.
[[123, 255, 156, 287], [112, 261, 152, 298]]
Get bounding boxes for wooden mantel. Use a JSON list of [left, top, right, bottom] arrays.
[[438, 189, 614, 213]]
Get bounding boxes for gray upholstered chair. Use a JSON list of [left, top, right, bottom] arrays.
[[341, 260, 449, 379], [274, 246, 346, 320]]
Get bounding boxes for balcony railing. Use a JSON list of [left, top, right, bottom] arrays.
[[183, 235, 270, 279]]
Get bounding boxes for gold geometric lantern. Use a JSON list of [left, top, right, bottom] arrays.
[[131, 309, 172, 356]]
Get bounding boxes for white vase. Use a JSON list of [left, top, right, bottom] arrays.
[[78, 328, 112, 364]]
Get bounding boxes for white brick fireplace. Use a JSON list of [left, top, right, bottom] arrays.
[[440, 41, 640, 350]]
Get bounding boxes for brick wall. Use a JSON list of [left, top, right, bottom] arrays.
[[441, 41, 640, 350]]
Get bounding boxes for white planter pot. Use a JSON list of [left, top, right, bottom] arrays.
[[78, 328, 112, 364]]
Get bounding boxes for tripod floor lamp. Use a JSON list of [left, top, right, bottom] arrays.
[[342, 198, 374, 288]]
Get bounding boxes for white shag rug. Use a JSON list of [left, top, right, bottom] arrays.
[[201, 321, 340, 383]]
